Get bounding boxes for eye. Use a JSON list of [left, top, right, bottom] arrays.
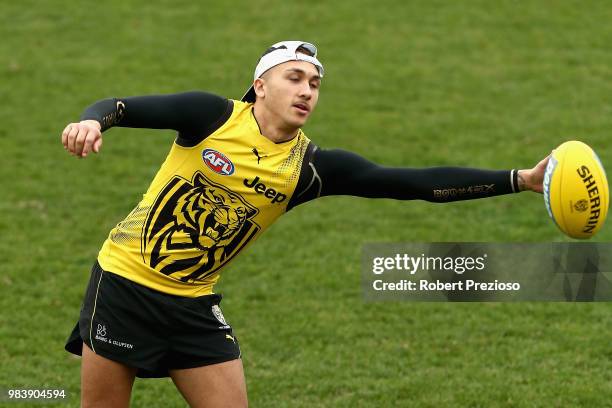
[[289, 77, 300, 82], [310, 82, 320, 89]]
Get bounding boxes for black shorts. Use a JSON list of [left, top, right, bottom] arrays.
[[65, 261, 240, 378]]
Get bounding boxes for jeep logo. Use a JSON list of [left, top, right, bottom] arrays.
[[244, 176, 287, 204]]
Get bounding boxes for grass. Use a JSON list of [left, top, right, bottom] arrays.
[[1, 0, 612, 406]]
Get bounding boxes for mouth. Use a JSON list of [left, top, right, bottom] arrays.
[[293, 103, 310, 114], [202, 212, 224, 243], [204, 226, 220, 241]]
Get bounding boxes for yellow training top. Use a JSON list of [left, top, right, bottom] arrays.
[[97, 100, 312, 297]]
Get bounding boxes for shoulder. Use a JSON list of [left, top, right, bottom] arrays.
[[312, 147, 374, 173], [179, 90, 230, 110]]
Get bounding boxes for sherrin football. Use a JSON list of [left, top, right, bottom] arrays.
[[543, 141, 609, 239]]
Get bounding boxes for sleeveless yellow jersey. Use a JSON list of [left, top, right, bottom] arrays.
[[97, 100, 312, 297]]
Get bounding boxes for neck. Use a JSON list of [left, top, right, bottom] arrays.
[[252, 105, 299, 143]]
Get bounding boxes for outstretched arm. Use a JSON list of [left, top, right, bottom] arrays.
[[310, 149, 548, 203], [61, 91, 230, 157]]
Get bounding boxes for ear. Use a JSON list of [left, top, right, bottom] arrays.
[[254, 78, 265, 99], [193, 172, 208, 188], [246, 206, 257, 218]]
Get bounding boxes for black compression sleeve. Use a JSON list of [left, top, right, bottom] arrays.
[[80, 91, 230, 145], [80, 98, 123, 131], [313, 149, 518, 202]]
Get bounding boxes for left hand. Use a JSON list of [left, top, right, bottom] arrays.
[[518, 154, 551, 193]]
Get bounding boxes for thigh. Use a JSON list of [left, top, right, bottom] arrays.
[[81, 343, 137, 408], [170, 358, 247, 408]]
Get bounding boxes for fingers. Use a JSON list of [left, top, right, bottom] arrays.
[[81, 129, 100, 157], [61, 122, 102, 157], [93, 137, 103, 153], [61, 124, 71, 149], [74, 127, 88, 156], [62, 124, 78, 151], [67, 125, 80, 154], [537, 155, 550, 170]]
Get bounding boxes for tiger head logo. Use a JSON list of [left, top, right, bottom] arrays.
[[173, 176, 253, 250], [143, 172, 259, 282]]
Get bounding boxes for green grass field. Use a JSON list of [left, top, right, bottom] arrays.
[[2, 0, 612, 406]]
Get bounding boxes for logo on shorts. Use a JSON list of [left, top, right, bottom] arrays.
[[96, 324, 107, 338], [93, 322, 134, 349], [212, 304, 230, 329]]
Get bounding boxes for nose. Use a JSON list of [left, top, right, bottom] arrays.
[[298, 81, 312, 100]]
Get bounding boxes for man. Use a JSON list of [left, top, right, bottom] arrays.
[[62, 41, 548, 407]]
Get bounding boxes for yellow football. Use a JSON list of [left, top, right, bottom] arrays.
[[543, 141, 609, 239]]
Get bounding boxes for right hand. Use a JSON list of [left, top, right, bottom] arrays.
[[517, 153, 552, 193], [61, 120, 102, 158]]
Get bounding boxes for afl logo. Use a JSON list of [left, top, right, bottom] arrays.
[[202, 149, 235, 176]]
